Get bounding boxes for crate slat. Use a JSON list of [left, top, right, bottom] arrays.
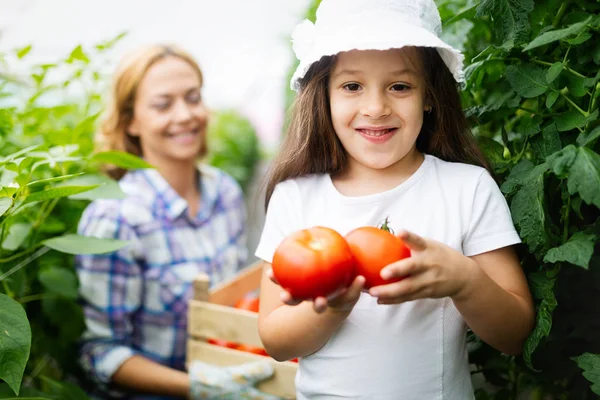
[[188, 300, 263, 346], [187, 339, 297, 399]]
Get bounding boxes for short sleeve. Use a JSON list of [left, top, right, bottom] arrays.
[[254, 181, 301, 263], [462, 171, 521, 256]]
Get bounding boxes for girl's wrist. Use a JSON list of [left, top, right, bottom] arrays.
[[451, 256, 480, 303]]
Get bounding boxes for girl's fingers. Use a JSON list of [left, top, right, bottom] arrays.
[[280, 291, 302, 306], [266, 268, 280, 285], [397, 229, 427, 251], [380, 258, 420, 280], [313, 296, 329, 313], [369, 276, 422, 299]]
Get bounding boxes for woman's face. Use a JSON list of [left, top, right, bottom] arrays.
[[128, 56, 208, 166]]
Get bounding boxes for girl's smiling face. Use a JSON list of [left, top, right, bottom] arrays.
[[128, 56, 208, 166], [328, 47, 430, 176]]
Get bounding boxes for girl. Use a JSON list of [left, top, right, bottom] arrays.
[[256, 0, 535, 399], [75, 44, 274, 399]]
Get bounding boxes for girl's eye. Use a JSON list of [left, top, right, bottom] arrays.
[[342, 83, 361, 92], [391, 83, 410, 92]]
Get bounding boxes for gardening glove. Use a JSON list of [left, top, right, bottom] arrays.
[[189, 360, 283, 400]]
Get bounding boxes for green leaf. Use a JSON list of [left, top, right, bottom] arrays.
[[548, 145, 600, 207], [24, 185, 99, 203], [0, 293, 32, 395], [577, 125, 600, 147], [572, 353, 600, 395], [0, 197, 13, 217], [43, 234, 129, 255], [554, 110, 587, 132], [66, 45, 90, 64], [476, 0, 534, 48], [1, 223, 32, 251], [546, 91, 559, 109], [531, 124, 562, 161], [544, 232, 597, 269], [16, 45, 32, 59], [91, 151, 154, 170], [522, 16, 593, 51], [501, 159, 535, 194], [523, 272, 557, 370], [506, 65, 549, 98], [566, 32, 592, 45], [62, 174, 126, 200], [546, 63, 563, 83], [39, 376, 90, 400], [567, 147, 600, 208], [38, 267, 79, 299], [510, 167, 552, 256]]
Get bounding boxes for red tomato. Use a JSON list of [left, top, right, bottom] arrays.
[[272, 226, 356, 300], [234, 296, 260, 312], [345, 220, 411, 289], [236, 344, 269, 356], [207, 338, 238, 349]]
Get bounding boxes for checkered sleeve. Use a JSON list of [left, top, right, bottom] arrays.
[[75, 200, 143, 387], [219, 171, 249, 272]]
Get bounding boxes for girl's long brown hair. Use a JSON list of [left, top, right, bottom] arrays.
[[96, 44, 206, 180], [264, 47, 489, 209]]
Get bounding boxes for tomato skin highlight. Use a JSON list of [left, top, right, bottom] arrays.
[[345, 226, 411, 289], [272, 226, 356, 300]]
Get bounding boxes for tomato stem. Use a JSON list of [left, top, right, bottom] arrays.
[[379, 217, 394, 234]]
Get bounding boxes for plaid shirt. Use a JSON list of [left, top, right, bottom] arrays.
[[75, 164, 248, 400]]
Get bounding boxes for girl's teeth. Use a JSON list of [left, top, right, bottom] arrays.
[[362, 129, 391, 137]]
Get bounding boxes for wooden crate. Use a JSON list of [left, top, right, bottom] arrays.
[[187, 261, 298, 399]]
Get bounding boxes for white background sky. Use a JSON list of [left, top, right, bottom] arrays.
[[0, 0, 313, 148]]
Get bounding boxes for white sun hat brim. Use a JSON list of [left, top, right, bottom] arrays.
[[289, 1, 465, 91]]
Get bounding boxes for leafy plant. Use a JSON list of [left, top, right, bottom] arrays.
[[205, 109, 260, 192], [438, 0, 600, 398], [0, 36, 149, 398]]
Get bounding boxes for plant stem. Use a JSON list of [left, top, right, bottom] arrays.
[[18, 293, 58, 304], [563, 191, 571, 243], [0, 244, 45, 273], [559, 91, 589, 116], [533, 60, 586, 78], [553, 2, 568, 27]]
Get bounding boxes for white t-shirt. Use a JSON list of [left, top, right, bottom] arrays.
[[255, 154, 521, 400]]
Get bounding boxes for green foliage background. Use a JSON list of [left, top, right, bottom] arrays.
[[0, 37, 260, 398], [291, 0, 600, 398]]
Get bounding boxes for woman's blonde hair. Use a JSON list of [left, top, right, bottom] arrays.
[[96, 44, 205, 180]]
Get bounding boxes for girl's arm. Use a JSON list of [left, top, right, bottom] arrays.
[[111, 356, 190, 397], [453, 245, 534, 355], [258, 263, 364, 361]]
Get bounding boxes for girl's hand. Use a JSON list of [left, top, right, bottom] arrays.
[[266, 267, 365, 313], [369, 230, 475, 304]]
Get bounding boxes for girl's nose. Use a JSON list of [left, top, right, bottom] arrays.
[[360, 90, 391, 119]]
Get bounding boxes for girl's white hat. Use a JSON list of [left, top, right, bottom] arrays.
[[290, 0, 465, 91]]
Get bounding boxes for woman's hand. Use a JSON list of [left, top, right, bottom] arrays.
[[369, 230, 475, 304], [265, 267, 365, 313]]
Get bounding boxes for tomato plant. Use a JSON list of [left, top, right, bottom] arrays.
[[272, 226, 355, 299], [345, 219, 411, 289]]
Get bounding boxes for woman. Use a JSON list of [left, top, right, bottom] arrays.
[[76, 44, 269, 399]]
